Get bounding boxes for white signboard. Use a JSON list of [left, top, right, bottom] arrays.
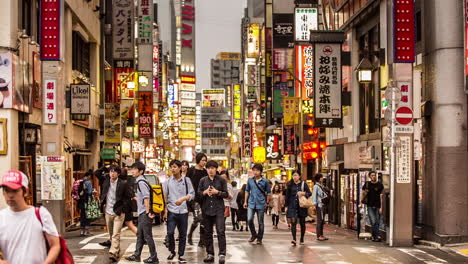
[[395, 125, 414, 134], [40, 156, 64, 200], [295, 8, 318, 41], [112, 0, 134, 61], [181, 91, 196, 99], [314, 43, 342, 127], [44, 80, 57, 124], [180, 83, 196, 91], [70, 84, 90, 114], [397, 136, 411, 183], [398, 81, 412, 108], [181, 99, 196, 107]]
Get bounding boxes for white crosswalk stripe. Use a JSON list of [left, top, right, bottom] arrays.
[[353, 247, 402, 264], [397, 248, 447, 264], [73, 255, 97, 263], [307, 245, 352, 264]]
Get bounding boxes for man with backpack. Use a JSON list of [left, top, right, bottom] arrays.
[[125, 162, 159, 264], [162, 160, 195, 263], [0, 170, 60, 264], [72, 171, 94, 236]]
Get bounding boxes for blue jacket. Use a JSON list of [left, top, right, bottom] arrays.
[[246, 177, 271, 209]]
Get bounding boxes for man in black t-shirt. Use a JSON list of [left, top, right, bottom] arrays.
[[187, 153, 208, 247], [361, 171, 384, 242]]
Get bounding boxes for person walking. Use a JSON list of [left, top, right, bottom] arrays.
[[162, 160, 195, 263], [270, 184, 284, 229], [125, 162, 159, 264], [244, 163, 271, 245], [361, 171, 384, 242], [197, 161, 228, 264], [187, 153, 208, 247], [285, 170, 311, 246], [236, 184, 248, 232], [219, 170, 233, 222], [229, 181, 240, 231], [99, 165, 132, 262], [79, 171, 94, 236], [312, 173, 328, 242], [181, 160, 190, 177], [121, 168, 138, 234], [0, 170, 60, 264]]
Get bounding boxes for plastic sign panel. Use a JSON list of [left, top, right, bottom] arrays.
[[40, 156, 65, 200], [70, 84, 90, 114], [295, 45, 314, 99], [40, 0, 61, 60], [294, 8, 318, 41], [314, 43, 342, 127], [202, 89, 225, 107], [247, 24, 260, 58], [283, 125, 295, 155], [233, 84, 242, 120], [266, 134, 281, 160], [113, 0, 134, 61], [44, 80, 57, 124], [393, 0, 415, 63], [138, 91, 153, 138], [242, 122, 252, 157]]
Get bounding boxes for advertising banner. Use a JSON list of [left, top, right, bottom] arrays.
[[40, 156, 64, 200], [295, 45, 314, 99], [40, 0, 61, 60], [114, 68, 134, 99], [314, 43, 342, 127], [70, 84, 90, 114], [44, 80, 57, 124], [247, 24, 260, 58], [283, 97, 300, 125], [113, 0, 134, 62], [202, 89, 225, 107], [233, 84, 242, 120], [294, 8, 318, 41], [273, 84, 294, 117], [273, 14, 294, 48], [0, 53, 14, 109], [138, 91, 153, 138], [393, 0, 414, 63], [266, 134, 281, 160], [283, 125, 295, 155], [104, 103, 120, 144], [242, 121, 252, 157]]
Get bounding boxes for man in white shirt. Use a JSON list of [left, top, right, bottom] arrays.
[[0, 170, 60, 264]]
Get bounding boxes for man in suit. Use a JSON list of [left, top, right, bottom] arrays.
[[100, 165, 132, 262]]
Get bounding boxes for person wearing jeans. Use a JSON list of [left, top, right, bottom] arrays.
[[244, 164, 271, 245], [361, 171, 384, 242], [125, 162, 158, 264], [162, 159, 195, 263], [312, 173, 328, 241], [198, 160, 228, 264]]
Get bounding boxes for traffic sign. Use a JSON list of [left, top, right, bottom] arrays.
[[395, 125, 414, 134], [395, 106, 413, 125]]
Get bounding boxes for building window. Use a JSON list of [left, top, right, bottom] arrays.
[[72, 31, 91, 78]]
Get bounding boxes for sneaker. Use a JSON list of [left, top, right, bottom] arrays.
[[219, 255, 226, 264], [291, 240, 296, 246], [143, 256, 159, 263], [178, 256, 187, 263], [240, 226, 243, 231], [125, 255, 141, 262], [203, 255, 215, 263], [99, 240, 111, 248], [256, 239, 262, 245], [167, 252, 176, 260], [109, 254, 118, 262], [248, 236, 257, 243]]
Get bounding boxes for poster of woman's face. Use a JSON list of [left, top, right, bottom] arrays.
[[0, 53, 13, 108]]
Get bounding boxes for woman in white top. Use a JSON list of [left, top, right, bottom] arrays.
[[270, 184, 284, 229], [219, 170, 233, 221]]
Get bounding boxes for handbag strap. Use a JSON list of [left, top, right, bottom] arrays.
[[252, 178, 267, 196]]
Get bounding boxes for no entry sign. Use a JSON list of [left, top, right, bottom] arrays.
[[395, 106, 413, 125]]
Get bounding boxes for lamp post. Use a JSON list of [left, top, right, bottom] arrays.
[[356, 57, 374, 83]]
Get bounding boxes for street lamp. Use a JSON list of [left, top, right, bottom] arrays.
[[356, 57, 374, 83]]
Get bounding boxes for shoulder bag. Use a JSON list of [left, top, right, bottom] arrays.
[[299, 181, 314, 208], [361, 181, 369, 205]]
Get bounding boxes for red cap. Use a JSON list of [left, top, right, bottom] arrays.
[[1, 170, 29, 190]]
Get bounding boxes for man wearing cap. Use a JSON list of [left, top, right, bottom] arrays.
[[0, 170, 60, 264]]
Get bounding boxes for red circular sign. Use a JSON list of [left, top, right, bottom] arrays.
[[395, 106, 413, 125]]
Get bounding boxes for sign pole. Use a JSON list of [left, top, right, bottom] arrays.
[[389, 81, 397, 247]]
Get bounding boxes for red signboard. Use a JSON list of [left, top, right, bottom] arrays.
[[295, 45, 314, 99], [40, 0, 61, 60], [266, 134, 281, 160], [138, 91, 153, 138], [395, 106, 413, 125], [393, 0, 415, 63]]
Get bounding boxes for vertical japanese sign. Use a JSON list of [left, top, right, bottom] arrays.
[[273, 14, 294, 48], [295, 45, 314, 99], [113, 0, 134, 62], [397, 136, 411, 183], [43, 80, 57, 124], [393, 0, 415, 63], [314, 43, 342, 127], [266, 134, 281, 160], [40, 156, 64, 200], [70, 84, 90, 114], [104, 103, 120, 144], [273, 83, 294, 117], [40, 0, 61, 60], [138, 0, 153, 44], [138, 91, 153, 138], [283, 125, 295, 155], [233, 84, 241, 120], [398, 82, 412, 108], [247, 24, 260, 58], [242, 122, 252, 157], [294, 8, 318, 41], [283, 97, 300, 125]]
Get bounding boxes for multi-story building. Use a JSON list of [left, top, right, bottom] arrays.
[[0, 0, 102, 232], [211, 53, 241, 88]]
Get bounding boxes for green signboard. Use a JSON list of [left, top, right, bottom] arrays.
[[101, 148, 115, 160]]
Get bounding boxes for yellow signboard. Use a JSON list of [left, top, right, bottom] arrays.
[[253, 146, 266, 163], [233, 84, 241, 120], [283, 97, 300, 125], [179, 130, 196, 139]]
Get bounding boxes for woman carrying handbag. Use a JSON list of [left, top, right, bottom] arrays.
[[285, 170, 311, 246]]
